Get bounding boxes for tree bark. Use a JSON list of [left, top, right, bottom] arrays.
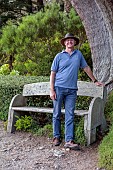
[[9, 55, 13, 71], [71, 0, 113, 91], [63, 0, 72, 13], [27, 0, 33, 13]]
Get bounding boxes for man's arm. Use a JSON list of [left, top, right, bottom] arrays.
[[50, 71, 56, 100], [83, 66, 104, 86]]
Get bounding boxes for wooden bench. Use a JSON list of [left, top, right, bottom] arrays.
[[7, 81, 107, 145]]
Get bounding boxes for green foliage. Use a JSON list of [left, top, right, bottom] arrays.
[[0, 0, 44, 27], [60, 117, 86, 145], [104, 91, 113, 123], [3, 120, 8, 131], [24, 60, 38, 76], [30, 119, 39, 133], [79, 41, 92, 81], [98, 91, 113, 170], [14, 114, 52, 137], [0, 64, 10, 75], [12, 4, 64, 76], [15, 115, 32, 131], [0, 3, 87, 76], [63, 8, 87, 43], [0, 112, 8, 121], [76, 96, 91, 110], [75, 118, 86, 145], [0, 22, 17, 55], [35, 124, 53, 138], [10, 70, 20, 76], [80, 41, 92, 67], [98, 125, 113, 170]]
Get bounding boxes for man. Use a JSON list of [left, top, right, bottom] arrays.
[[50, 33, 103, 150]]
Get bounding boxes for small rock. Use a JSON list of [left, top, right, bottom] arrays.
[[38, 146, 45, 150], [65, 148, 70, 151], [53, 149, 65, 157], [54, 163, 60, 169]]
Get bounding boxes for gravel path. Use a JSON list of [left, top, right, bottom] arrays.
[[0, 121, 100, 170]]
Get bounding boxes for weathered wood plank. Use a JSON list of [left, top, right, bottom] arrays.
[[23, 81, 104, 98], [12, 106, 88, 116], [23, 82, 50, 96], [77, 81, 104, 98]]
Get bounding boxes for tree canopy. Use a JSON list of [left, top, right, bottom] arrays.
[[0, 0, 44, 27], [0, 3, 89, 76]]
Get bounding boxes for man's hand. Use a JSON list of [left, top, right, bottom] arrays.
[[83, 66, 105, 87], [94, 81, 105, 86], [50, 71, 56, 100], [50, 89, 56, 100]]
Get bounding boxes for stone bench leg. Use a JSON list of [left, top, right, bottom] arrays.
[[86, 97, 107, 146], [7, 94, 27, 133], [7, 110, 21, 133]]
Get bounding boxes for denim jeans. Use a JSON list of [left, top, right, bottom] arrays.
[[53, 87, 77, 142]]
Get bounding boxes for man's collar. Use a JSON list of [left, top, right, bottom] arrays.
[[61, 49, 77, 54]]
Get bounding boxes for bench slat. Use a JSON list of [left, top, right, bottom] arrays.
[[77, 81, 104, 98], [23, 82, 50, 96], [23, 81, 104, 98], [12, 106, 88, 116]]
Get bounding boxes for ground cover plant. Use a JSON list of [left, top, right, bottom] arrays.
[[98, 91, 113, 170]]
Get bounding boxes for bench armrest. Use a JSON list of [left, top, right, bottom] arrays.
[[7, 94, 27, 133], [86, 97, 107, 145], [9, 94, 27, 108]]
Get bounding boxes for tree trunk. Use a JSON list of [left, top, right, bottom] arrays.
[[37, 0, 44, 11], [71, 0, 113, 91], [9, 55, 13, 71], [27, 0, 33, 13], [63, 0, 72, 13]]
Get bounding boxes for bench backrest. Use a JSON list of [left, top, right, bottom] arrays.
[[23, 81, 106, 100]]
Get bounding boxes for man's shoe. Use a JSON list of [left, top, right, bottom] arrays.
[[53, 137, 61, 146], [64, 140, 80, 150]]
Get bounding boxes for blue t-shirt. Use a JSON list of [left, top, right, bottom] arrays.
[[51, 50, 88, 89]]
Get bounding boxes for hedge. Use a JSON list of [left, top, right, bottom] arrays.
[[98, 124, 113, 170], [98, 91, 113, 170]]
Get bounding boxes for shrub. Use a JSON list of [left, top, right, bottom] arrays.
[[35, 124, 53, 138], [75, 118, 86, 145], [15, 115, 32, 131], [0, 64, 10, 75], [10, 70, 20, 76], [98, 91, 113, 170], [98, 125, 113, 170], [14, 114, 52, 137], [104, 91, 113, 123]]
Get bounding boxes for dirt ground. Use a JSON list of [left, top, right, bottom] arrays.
[[0, 121, 103, 170]]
